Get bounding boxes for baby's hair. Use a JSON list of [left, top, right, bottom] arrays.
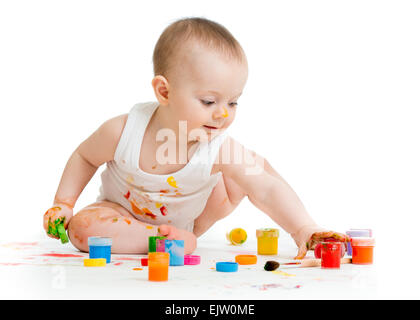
[[153, 17, 245, 77]]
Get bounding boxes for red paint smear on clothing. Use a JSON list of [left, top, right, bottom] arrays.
[[160, 206, 168, 216], [37, 253, 84, 258], [124, 191, 130, 199]]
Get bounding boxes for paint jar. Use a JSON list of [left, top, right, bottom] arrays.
[[148, 252, 170, 281], [256, 228, 279, 255], [88, 237, 112, 263], [351, 237, 375, 265], [162, 239, 185, 266], [346, 229, 372, 256], [148, 236, 166, 252], [321, 242, 342, 269]]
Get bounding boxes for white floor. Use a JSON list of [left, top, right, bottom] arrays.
[[0, 234, 388, 300]]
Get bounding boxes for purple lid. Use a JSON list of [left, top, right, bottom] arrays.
[[346, 229, 372, 237]]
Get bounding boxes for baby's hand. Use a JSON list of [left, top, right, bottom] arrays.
[[43, 204, 73, 240], [292, 226, 350, 260]]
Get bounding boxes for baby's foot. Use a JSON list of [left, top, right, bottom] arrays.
[[158, 224, 197, 254]]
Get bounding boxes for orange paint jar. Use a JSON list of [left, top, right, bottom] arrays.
[[351, 237, 375, 265], [256, 228, 279, 255], [148, 252, 170, 281]]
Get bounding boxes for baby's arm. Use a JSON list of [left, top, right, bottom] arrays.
[[218, 138, 348, 259], [43, 114, 128, 234]]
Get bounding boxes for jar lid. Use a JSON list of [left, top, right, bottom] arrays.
[[88, 236, 112, 246], [256, 228, 279, 237], [346, 229, 372, 237], [351, 237, 375, 246]]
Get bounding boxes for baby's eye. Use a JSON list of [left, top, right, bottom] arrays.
[[229, 102, 238, 107], [201, 100, 215, 106]]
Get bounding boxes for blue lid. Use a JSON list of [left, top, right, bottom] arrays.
[[88, 237, 112, 246], [216, 262, 238, 272]]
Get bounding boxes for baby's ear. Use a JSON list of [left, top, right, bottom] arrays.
[[151, 75, 170, 105]]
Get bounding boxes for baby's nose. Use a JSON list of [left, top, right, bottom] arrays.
[[213, 106, 229, 120]]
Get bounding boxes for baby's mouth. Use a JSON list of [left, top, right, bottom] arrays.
[[203, 125, 219, 130]]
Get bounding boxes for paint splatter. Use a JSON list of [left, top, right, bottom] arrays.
[[124, 219, 132, 225], [155, 202, 162, 208], [272, 270, 296, 277], [130, 200, 143, 215], [114, 257, 139, 261], [160, 206, 168, 216], [133, 268, 143, 271], [146, 226, 153, 230], [112, 218, 118, 223], [166, 176, 178, 188], [251, 283, 299, 291], [141, 207, 157, 219], [114, 262, 123, 266], [37, 253, 84, 258], [124, 191, 130, 199], [222, 106, 229, 118]]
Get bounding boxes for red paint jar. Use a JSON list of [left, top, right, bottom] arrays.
[[351, 237, 375, 265], [321, 242, 342, 269]]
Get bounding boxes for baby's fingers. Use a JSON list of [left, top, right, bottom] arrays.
[[294, 242, 308, 260]]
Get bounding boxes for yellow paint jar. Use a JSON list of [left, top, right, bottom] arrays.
[[256, 228, 279, 255]]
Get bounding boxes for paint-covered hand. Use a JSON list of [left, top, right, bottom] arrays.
[[292, 225, 349, 260], [43, 204, 73, 240]]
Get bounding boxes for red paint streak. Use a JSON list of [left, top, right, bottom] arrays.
[[6, 242, 38, 246], [160, 189, 169, 193], [160, 206, 168, 216], [114, 262, 123, 266], [124, 219, 132, 225], [124, 190, 130, 199], [114, 257, 139, 261], [37, 253, 84, 258], [145, 212, 157, 219], [0, 263, 25, 266]]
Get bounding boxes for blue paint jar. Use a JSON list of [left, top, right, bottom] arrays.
[[88, 237, 112, 263], [345, 229, 372, 256], [164, 240, 184, 266]]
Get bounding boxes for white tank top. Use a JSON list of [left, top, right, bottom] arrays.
[[97, 102, 228, 232]]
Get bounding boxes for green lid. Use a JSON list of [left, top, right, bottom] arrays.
[[148, 236, 166, 252]]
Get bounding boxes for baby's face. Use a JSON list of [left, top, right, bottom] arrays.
[[166, 43, 248, 142]]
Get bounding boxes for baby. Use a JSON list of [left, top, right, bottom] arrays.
[[43, 17, 348, 258]]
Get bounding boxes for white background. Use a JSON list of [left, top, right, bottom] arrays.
[[1, 0, 419, 298]]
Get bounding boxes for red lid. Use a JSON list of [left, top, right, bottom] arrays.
[[351, 237, 375, 246]]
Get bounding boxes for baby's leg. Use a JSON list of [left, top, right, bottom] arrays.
[[68, 201, 160, 254]]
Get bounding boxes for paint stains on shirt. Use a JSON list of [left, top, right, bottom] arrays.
[[160, 206, 168, 216], [166, 176, 178, 188]]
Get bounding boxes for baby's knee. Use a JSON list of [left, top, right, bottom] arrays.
[[67, 207, 120, 252]]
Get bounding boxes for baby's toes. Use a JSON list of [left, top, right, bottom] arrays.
[[158, 225, 178, 239]]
